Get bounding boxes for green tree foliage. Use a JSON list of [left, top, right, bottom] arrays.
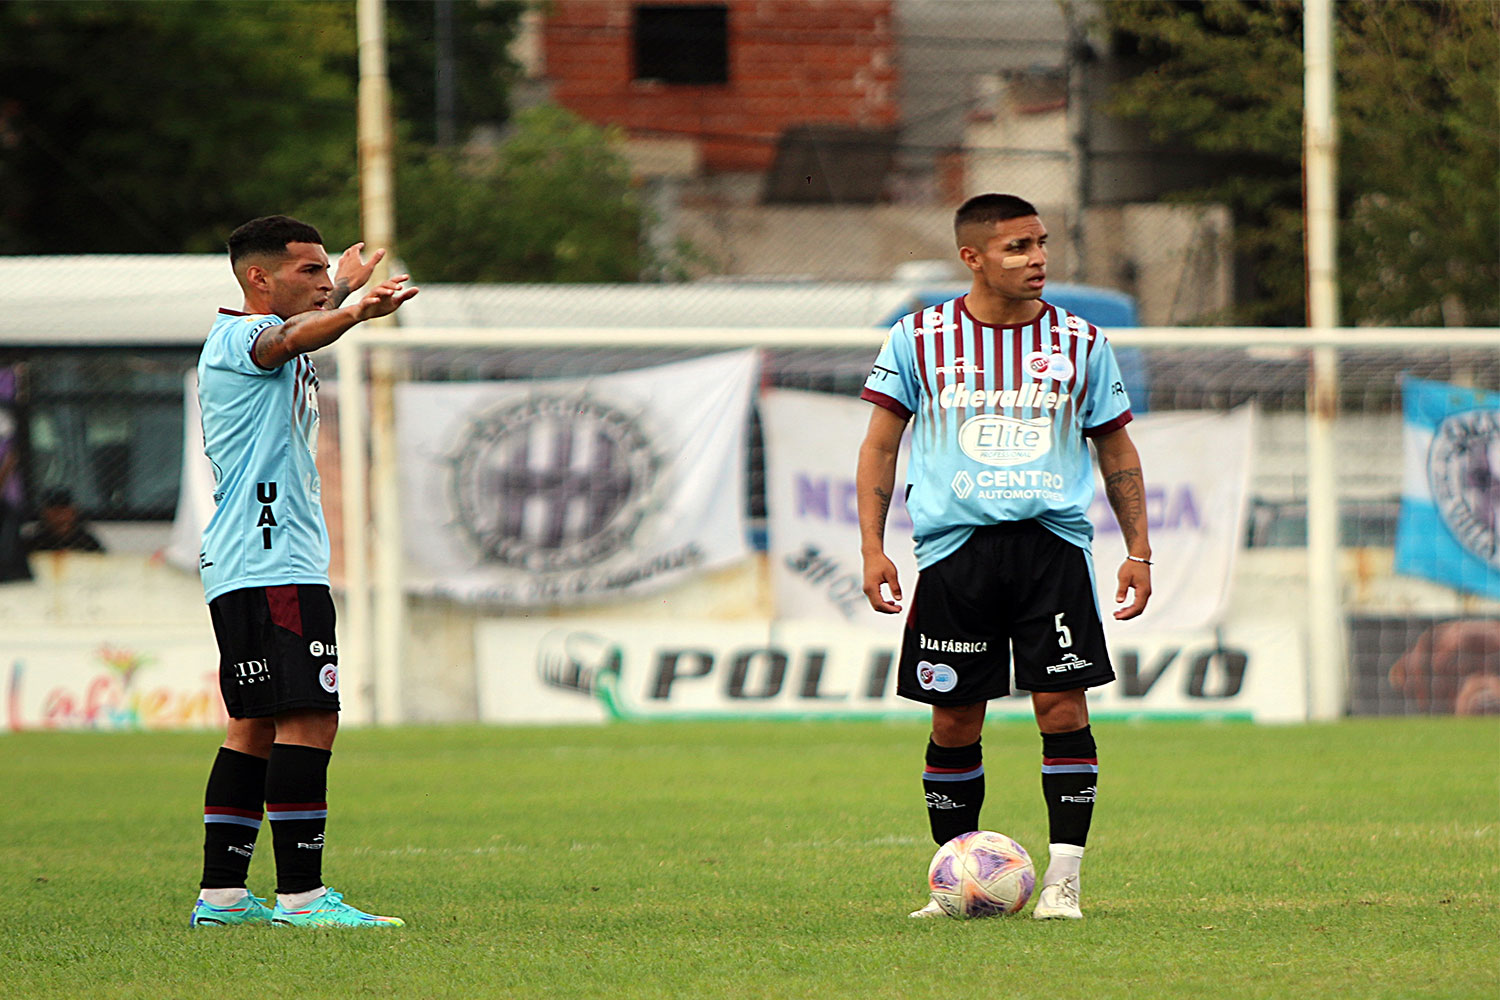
[[0, 0, 359, 253], [301, 105, 646, 283], [0, 0, 653, 283], [1104, 0, 1499, 326], [386, 0, 522, 146]]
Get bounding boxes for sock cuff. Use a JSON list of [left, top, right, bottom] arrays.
[[926, 738, 982, 770], [1048, 842, 1086, 858], [268, 743, 333, 765], [1040, 725, 1096, 760]]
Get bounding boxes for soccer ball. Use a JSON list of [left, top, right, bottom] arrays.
[[927, 830, 1036, 918]]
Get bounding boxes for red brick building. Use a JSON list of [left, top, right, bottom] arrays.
[[541, 0, 899, 176]]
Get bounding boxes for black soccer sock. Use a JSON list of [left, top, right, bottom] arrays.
[[265, 743, 332, 895], [1040, 726, 1098, 848], [923, 738, 985, 846], [200, 747, 269, 890]]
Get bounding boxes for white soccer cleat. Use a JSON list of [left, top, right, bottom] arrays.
[[1031, 875, 1083, 920], [908, 899, 947, 919]]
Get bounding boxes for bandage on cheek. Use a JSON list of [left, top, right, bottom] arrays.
[[1001, 255, 1029, 269]]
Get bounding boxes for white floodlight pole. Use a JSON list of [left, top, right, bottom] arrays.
[[1304, 0, 1344, 721], [356, 0, 405, 726]]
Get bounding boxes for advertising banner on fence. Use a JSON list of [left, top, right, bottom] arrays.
[[398, 351, 758, 606], [1395, 377, 1500, 599], [474, 618, 1306, 724], [3, 629, 225, 731], [761, 390, 1253, 631]]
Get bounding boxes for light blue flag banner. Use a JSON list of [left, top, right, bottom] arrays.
[[1394, 377, 1500, 599]]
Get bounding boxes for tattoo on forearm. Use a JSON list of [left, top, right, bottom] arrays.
[[329, 278, 352, 308], [1104, 467, 1146, 549], [872, 485, 892, 537]]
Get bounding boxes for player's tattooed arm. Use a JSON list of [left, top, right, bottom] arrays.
[[1094, 425, 1152, 618], [252, 273, 417, 370], [871, 484, 893, 539], [1104, 466, 1147, 553], [1093, 427, 1150, 559]]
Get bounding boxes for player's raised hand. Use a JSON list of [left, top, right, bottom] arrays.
[[863, 550, 904, 614], [354, 274, 418, 321], [1113, 559, 1151, 620], [333, 242, 385, 295]]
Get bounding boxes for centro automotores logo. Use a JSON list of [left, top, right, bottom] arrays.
[[448, 393, 663, 573]]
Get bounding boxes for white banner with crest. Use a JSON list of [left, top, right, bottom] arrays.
[[397, 350, 758, 606]]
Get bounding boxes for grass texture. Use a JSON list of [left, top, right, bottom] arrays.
[[2, 718, 1496, 999]]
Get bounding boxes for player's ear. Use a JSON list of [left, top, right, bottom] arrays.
[[957, 244, 984, 273], [243, 262, 271, 292]]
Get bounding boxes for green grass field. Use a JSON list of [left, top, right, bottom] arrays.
[[3, 718, 1496, 999]]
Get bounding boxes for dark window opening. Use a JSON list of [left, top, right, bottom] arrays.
[[633, 4, 729, 85]]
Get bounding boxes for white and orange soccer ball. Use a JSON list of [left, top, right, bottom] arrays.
[[926, 831, 1036, 918]]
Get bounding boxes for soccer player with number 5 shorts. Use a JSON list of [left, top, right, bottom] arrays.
[[857, 194, 1152, 920], [189, 216, 416, 929]]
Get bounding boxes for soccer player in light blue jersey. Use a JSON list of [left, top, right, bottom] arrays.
[[190, 216, 416, 929], [857, 194, 1152, 921]]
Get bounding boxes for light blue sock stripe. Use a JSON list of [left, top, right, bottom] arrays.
[[266, 809, 328, 821], [922, 766, 984, 782], [1041, 763, 1098, 774], [204, 815, 263, 829]]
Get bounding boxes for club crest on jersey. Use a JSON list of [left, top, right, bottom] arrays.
[[1024, 351, 1074, 382], [958, 414, 1053, 466]]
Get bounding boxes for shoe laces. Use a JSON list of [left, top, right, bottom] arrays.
[[1049, 875, 1080, 908]]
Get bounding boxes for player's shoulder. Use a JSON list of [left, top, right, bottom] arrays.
[[894, 295, 964, 335], [207, 309, 280, 343], [1047, 303, 1104, 344]]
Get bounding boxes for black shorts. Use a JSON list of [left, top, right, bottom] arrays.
[[898, 521, 1115, 706], [208, 584, 341, 719]]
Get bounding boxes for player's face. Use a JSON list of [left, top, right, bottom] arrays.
[[265, 242, 334, 316], [965, 216, 1048, 301]]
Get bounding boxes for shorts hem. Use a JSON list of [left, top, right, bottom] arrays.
[[1014, 674, 1115, 694], [226, 697, 340, 720], [897, 687, 1011, 707]]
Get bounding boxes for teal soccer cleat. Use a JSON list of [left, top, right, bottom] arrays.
[[270, 888, 405, 928], [190, 893, 274, 927]]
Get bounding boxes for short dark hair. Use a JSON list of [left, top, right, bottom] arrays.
[[954, 194, 1039, 242], [227, 215, 323, 266]]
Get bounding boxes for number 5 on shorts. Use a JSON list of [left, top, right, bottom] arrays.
[[1054, 612, 1072, 648]]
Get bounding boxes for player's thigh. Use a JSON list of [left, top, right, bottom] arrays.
[[1010, 541, 1114, 693], [897, 542, 1012, 705], [210, 585, 342, 719]]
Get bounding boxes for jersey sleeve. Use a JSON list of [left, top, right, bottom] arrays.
[[208, 314, 284, 377], [1080, 335, 1132, 437], [859, 320, 918, 419]]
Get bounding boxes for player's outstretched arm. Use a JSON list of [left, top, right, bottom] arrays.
[[1093, 426, 1152, 620], [857, 405, 910, 614], [254, 274, 418, 370]]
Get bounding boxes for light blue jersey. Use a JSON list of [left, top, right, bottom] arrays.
[[197, 309, 328, 602], [861, 296, 1131, 568]]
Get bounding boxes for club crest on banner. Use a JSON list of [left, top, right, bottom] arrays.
[[1427, 407, 1500, 569], [447, 393, 664, 573]]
